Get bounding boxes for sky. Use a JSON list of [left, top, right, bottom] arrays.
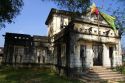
[[0, 0, 125, 47], [0, 0, 58, 47]]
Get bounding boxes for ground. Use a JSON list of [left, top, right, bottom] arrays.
[[0, 66, 82, 83], [0, 66, 125, 83]]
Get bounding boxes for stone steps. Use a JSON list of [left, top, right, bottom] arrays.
[[85, 73, 124, 78], [82, 73, 125, 79], [89, 71, 119, 75], [89, 70, 114, 73], [80, 66, 125, 82], [80, 76, 125, 83]]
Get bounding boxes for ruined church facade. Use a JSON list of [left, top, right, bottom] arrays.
[[46, 8, 122, 75], [3, 33, 50, 65]]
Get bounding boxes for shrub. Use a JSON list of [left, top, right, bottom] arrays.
[[115, 65, 125, 74]]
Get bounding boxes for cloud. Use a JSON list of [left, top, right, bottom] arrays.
[[18, 30, 24, 34]]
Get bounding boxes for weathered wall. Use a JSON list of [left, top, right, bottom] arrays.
[[46, 9, 122, 76], [4, 33, 50, 65], [34, 48, 48, 64], [48, 14, 69, 37], [69, 29, 121, 69], [113, 40, 122, 66], [74, 23, 119, 44], [77, 41, 93, 68], [103, 44, 111, 67]]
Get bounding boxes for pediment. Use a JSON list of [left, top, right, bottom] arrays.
[[80, 13, 109, 27]]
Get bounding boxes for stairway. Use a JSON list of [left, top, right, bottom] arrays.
[[79, 66, 125, 83]]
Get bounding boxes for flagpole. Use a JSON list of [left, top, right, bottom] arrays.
[[97, 13, 100, 41]]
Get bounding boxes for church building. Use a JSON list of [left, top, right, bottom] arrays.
[[45, 8, 122, 76]]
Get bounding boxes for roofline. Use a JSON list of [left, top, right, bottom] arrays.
[[71, 18, 113, 28], [5, 32, 31, 36], [45, 8, 79, 25], [33, 35, 48, 37], [45, 8, 118, 30]]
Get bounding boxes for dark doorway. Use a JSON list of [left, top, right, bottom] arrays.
[[80, 45, 86, 68], [42, 56, 45, 63], [93, 45, 103, 66], [38, 56, 40, 63], [109, 47, 113, 67]]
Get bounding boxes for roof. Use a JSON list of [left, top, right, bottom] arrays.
[[45, 8, 117, 30], [4, 33, 32, 46], [71, 17, 111, 28], [45, 8, 80, 25], [5, 32, 31, 37]]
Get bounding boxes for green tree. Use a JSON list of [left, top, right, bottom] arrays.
[[42, 0, 91, 12], [111, 1, 125, 36], [0, 0, 24, 29]]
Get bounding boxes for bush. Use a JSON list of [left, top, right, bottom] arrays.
[[115, 65, 125, 74]]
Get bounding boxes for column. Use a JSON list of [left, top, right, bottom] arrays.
[[103, 44, 111, 67], [85, 43, 93, 68]]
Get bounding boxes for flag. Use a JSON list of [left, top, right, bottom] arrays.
[[100, 12, 116, 32], [90, 3, 99, 15]]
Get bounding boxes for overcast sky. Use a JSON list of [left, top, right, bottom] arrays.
[[0, 0, 125, 47]]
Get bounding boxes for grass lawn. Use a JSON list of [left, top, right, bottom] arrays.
[[0, 66, 82, 83]]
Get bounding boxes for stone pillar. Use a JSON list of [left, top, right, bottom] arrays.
[[85, 43, 93, 68], [72, 43, 81, 68], [116, 40, 122, 66], [103, 44, 111, 67], [112, 45, 116, 67], [69, 34, 76, 68], [12, 46, 15, 64], [112, 40, 122, 67], [69, 32, 82, 73], [75, 43, 82, 68]]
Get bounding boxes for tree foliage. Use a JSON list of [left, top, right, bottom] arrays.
[[0, 0, 24, 29], [42, 0, 90, 12], [111, 1, 125, 35]]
